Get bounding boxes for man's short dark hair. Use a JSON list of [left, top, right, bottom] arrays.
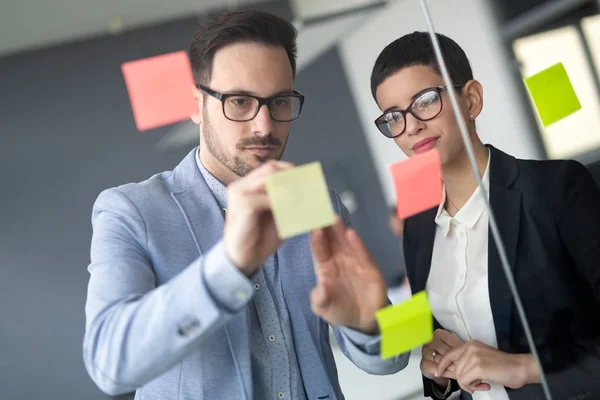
[[189, 10, 298, 85], [370, 31, 473, 99]]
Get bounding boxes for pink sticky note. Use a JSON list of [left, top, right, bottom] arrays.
[[121, 51, 197, 131], [389, 150, 443, 219]]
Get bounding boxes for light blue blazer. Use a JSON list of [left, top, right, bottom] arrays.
[[83, 148, 409, 400]]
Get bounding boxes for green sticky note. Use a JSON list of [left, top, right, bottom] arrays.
[[266, 162, 337, 239], [524, 62, 581, 127], [376, 291, 433, 359]]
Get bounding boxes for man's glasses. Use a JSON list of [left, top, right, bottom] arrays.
[[197, 84, 305, 122], [374, 85, 463, 138]]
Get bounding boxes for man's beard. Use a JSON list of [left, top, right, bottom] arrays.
[[202, 106, 288, 177]]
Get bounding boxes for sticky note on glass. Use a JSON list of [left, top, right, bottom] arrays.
[[524, 62, 581, 127], [389, 149, 442, 220], [266, 162, 337, 239], [376, 291, 433, 359], [121, 51, 197, 131]]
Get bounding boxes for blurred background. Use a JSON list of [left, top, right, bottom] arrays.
[[1, 0, 600, 399]]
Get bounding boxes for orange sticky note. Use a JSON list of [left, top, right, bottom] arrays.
[[389, 150, 443, 219], [121, 51, 197, 131]]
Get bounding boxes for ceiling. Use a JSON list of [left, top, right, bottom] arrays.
[[0, 0, 269, 56], [0, 0, 387, 57], [290, 0, 382, 19]]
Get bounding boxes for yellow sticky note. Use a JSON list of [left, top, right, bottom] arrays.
[[266, 162, 337, 239], [524, 62, 581, 127], [376, 291, 433, 359]]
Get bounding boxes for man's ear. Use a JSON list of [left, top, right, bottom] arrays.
[[463, 79, 483, 119], [191, 84, 203, 125]]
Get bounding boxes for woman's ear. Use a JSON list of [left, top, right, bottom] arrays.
[[463, 79, 483, 120]]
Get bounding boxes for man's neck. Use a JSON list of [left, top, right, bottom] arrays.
[[441, 139, 489, 213], [198, 147, 238, 187]]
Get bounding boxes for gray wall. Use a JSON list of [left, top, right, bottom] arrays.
[[0, 16, 200, 400], [289, 48, 404, 285], [0, 3, 400, 399]]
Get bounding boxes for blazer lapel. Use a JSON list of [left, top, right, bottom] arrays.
[[413, 208, 438, 294], [407, 208, 444, 330], [170, 149, 252, 400], [487, 145, 521, 352]]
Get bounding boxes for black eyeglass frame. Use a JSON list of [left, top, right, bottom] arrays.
[[374, 85, 464, 138], [197, 84, 305, 122]]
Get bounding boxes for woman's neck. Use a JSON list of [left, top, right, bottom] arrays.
[[442, 140, 489, 215]]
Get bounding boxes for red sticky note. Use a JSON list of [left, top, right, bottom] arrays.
[[121, 51, 197, 131], [389, 150, 443, 219]]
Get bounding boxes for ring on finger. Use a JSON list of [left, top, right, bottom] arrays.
[[432, 350, 437, 361]]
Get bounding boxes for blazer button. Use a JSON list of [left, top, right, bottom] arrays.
[[178, 317, 201, 336]]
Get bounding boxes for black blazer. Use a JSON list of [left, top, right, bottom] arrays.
[[403, 145, 600, 400]]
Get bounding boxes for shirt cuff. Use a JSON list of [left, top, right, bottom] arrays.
[[202, 240, 254, 312], [431, 378, 452, 399], [339, 326, 382, 355]]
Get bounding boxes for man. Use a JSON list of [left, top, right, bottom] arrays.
[[83, 10, 407, 400], [366, 32, 600, 399]]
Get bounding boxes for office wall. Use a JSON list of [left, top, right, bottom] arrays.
[[289, 47, 405, 285], [0, 17, 201, 400], [338, 0, 544, 204]]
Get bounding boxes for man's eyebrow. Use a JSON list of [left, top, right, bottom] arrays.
[[225, 88, 295, 97]]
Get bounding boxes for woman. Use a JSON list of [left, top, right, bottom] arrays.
[[366, 31, 600, 399]]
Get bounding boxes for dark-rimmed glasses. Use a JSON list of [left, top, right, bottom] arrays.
[[197, 84, 305, 122], [374, 85, 463, 138]]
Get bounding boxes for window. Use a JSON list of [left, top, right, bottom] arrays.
[[582, 14, 600, 73], [513, 26, 600, 159]]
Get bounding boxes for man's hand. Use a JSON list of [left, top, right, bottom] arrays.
[[421, 329, 466, 390], [436, 340, 539, 394], [309, 219, 387, 335], [224, 160, 294, 276]]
